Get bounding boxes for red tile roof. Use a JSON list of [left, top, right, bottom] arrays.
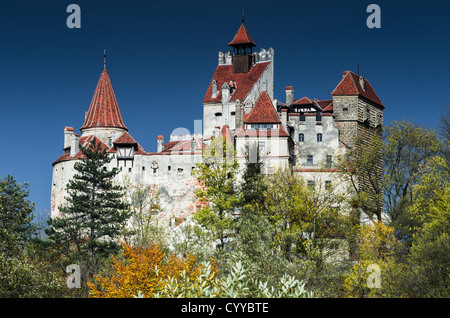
[[113, 131, 137, 145], [331, 71, 384, 108], [52, 135, 111, 166], [203, 62, 270, 103], [293, 96, 313, 105], [160, 137, 203, 155], [80, 69, 128, 131], [228, 23, 257, 48], [244, 90, 280, 124], [113, 131, 146, 154]]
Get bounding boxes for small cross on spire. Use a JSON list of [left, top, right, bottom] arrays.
[[242, 7, 245, 24]]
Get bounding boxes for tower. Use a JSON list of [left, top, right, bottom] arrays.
[[228, 14, 257, 74], [331, 70, 385, 220], [202, 16, 274, 138], [80, 66, 128, 146]]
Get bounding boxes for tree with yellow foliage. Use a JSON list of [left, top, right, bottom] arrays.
[[88, 242, 218, 298]]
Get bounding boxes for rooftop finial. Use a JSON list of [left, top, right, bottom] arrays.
[[103, 49, 107, 69], [242, 7, 245, 24]]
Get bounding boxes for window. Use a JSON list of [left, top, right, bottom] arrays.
[[307, 181, 315, 190], [299, 113, 305, 122], [142, 166, 145, 171], [128, 167, 132, 172], [230, 111, 236, 116], [299, 133, 304, 142], [250, 124, 275, 130], [178, 168, 184, 174], [317, 133, 323, 142], [316, 113, 322, 121], [168, 166, 171, 173], [325, 181, 332, 190], [215, 112, 222, 117], [307, 155, 313, 166], [258, 141, 266, 153], [108, 137, 112, 147], [326, 155, 333, 167]]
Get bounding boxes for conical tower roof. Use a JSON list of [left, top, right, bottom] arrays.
[[80, 68, 127, 131], [228, 21, 257, 48]]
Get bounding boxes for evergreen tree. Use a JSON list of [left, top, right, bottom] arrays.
[[0, 175, 37, 257], [46, 138, 130, 272], [239, 142, 267, 216]]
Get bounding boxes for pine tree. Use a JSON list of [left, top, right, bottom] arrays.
[[46, 138, 130, 270], [239, 142, 267, 216], [0, 175, 37, 257]]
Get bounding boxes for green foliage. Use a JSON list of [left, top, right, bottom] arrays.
[[0, 253, 66, 298], [46, 138, 131, 286], [383, 120, 442, 225], [152, 259, 313, 298], [193, 135, 240, 251], [0, 175, 37, 257], [122, 177, 163, 246]]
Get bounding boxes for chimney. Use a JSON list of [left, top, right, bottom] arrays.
[[212, 80, 218, 98], [70, 133, 79, 157], [222, 83, 230, 124], [157, 135, 165, 152], [191, 138, 196, 152], [64, 126, 74, 149], [235, 100, 244, 130], [281, 109, 288, 130], [285, 86, 294, 106]]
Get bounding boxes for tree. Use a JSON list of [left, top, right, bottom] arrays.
[[262, 168, 313, 261], [335, 132, 384, 223], [122, 177, 162, 246], [88, 242, 215, 298], [383, 120, 441, 226], [193, 132, 240, 251], [46, 138, 130, 282], [0, 175, 37, 257], [238, 142, 267, 216], [343, 222, 402, 298], [407, 186, 450, 297], [0, 176, 70, 298]]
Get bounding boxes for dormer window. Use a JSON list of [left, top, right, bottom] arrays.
[[117, 147, 134, 160]]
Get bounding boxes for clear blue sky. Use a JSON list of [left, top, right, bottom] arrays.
[[0, 0, 448, 215]]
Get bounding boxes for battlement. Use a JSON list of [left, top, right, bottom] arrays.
[[218, 47, 274, 66]]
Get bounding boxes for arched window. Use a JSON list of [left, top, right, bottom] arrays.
[[299, 133, 304, 142], [317, 133, 323, 142]]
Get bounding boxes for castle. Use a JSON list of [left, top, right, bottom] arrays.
[[51, 18, 385, 226]]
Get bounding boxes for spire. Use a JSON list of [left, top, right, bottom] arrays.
[[103, 49, 107, 69], [80, 67, 128, 131], [228, 14, 257, 48]]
